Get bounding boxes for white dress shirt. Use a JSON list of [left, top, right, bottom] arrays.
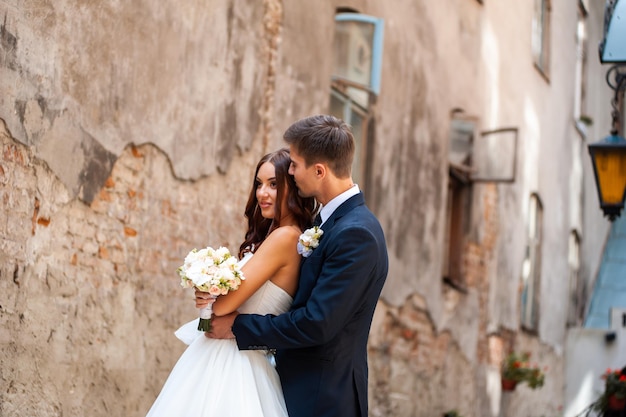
[[318, 184, 360, 226]]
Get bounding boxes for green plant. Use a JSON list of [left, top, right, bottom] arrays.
[[443, 410, 463, 417], [501, 351, 545, 390]]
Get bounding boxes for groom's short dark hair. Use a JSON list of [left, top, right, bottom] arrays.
[[283, 114, 355, 179]]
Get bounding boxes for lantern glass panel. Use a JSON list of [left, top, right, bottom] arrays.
[[592, 148, 626, 204]]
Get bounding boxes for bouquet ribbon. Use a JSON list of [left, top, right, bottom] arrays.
[[197, 294, 218, 332]]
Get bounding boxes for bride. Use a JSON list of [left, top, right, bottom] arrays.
[[145, 148, 316, 417]]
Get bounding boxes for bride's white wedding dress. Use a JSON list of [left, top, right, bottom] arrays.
[[145, 254, 292, 417]]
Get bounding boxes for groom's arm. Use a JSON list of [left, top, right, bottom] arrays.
[[233, 224, 385, 350], [207, 311, 238, 339]]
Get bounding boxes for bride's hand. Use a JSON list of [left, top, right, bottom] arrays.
[[195, 290, 216, 308]]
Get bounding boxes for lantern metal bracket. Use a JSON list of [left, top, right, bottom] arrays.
[[606, 64, 626, 135]]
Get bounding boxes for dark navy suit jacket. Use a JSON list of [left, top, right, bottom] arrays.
[[233, 193, 389, 417]]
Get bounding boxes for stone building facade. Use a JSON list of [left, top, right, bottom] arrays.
[[0, 1, 612, 416]]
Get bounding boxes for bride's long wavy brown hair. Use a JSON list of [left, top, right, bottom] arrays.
[[239, 148, 317, 258]]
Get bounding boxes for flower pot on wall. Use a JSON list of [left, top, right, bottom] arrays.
[[501, 378, 518, 391], [500, 352, 545, 391], [607, 394, 626, 411]]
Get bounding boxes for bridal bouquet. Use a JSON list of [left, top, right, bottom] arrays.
[[178, 246, 245, 332]]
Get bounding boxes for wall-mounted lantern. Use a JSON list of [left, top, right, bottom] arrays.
[[588, 133, 626, 221], [590, 0, 626, 221]]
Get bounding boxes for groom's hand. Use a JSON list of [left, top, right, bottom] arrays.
[[206, 311, 238, 339]]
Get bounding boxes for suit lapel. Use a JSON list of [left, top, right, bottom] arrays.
[[294, 193, 366, 306]]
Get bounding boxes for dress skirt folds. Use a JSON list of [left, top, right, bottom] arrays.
[[145, 254, 293, 417], [145, 319, 288, 417]]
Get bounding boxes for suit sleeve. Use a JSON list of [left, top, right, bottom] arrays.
[[232, 225, 380, 350]]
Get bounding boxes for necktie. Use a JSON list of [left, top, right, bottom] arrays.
[[313, 213, 322, 226]]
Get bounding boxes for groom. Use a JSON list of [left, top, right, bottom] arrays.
[[208, 114, 388, 417]]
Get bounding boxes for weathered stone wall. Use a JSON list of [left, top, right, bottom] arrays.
[[368, 183, 563, 417], [0, 119, 258, 416], [0, 0, 605, 416]]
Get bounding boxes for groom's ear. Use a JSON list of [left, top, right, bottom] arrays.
[[313, 163, 326, 179]]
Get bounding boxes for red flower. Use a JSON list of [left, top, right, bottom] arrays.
[[599, 368, 626, 400]]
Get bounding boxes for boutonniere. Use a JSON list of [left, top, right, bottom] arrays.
[[297, 226, 324, 258]]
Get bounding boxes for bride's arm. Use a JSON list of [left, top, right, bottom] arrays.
[[210, 226, 300, 316]]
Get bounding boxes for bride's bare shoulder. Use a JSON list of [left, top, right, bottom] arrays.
[[264, 225, 302, 246], [252, 226, 302, 262], [270, 225, 302, 239]]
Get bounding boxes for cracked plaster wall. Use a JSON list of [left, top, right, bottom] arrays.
[[1, 0, 269, 204], [0, 0, 597, 416]]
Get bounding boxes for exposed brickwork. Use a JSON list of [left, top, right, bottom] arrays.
[[369, 295, 475, 417], [467, 184, 499, 365], [368, 182, 564, 417], [0, 120, 252, 416]]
